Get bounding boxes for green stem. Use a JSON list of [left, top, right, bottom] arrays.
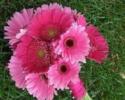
[[83, 93, 92, 100]]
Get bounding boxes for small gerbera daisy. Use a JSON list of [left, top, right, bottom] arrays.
[[15, 35, 53, 73], [25, 73, 56, 100], [8, 55, 26, 89], [48, 59, 80, 90], [28, 3, 74, 41], [54, 23, 90, 63], [4, 9, 34, 48], [86, 24, 109, 63], [68, 78, 86, 100]]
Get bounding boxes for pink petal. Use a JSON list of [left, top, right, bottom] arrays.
[[8, 55, 26, 89]]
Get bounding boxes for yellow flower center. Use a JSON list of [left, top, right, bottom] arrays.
[[48, 29, 57, 38], [37, 50, 45, 58]]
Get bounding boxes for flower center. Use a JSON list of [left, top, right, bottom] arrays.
[[66, 39, 74, 47], [60, 64, 67, 73], [37, 50, 45, 58], [48, 29, 57, 38]]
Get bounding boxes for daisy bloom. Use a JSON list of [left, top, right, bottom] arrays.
[[48, 59, 80, 90], [4, 9, 34, 48], [86, 24, 109, 63], [8, 55, 26, 89], [15, 35, 52, 73], [68, 78, 86, 100], [28, 3, 74, 41], [25, 73, 56, 100], [55, 23, 90, 63]]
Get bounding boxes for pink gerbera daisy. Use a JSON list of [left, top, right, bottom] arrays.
[[8, 55, 26, 89], [86, 24, 109, 63], [25, 73, 56, 100], [48, 59, 80, 90], [4, 9, 34, 48], [15, 35, 53, 73], [68, 77, 86, 100], [28, 3, 74, 41], [54, 23, 90, 63]]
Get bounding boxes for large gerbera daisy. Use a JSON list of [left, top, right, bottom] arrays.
[[15, 35, 53, 73], [28, 3, 74, 41], [54, 23, 90, 63], [25, 73, 56, 100], [86, 25, 109, 63], [4, 9, 34, 48], [8, 55, 26, 89], [48, 59, 80, 90]]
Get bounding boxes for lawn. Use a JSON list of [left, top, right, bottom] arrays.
[[0, 0, 125, 100]]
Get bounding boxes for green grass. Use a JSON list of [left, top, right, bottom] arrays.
[[0, 0, 125, 100]]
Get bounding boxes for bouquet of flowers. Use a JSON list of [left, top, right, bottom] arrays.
[[4, 3, 109, 100]]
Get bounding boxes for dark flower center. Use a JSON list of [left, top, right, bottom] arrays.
[[66, 39, 74, 47], [60, 65, 67, 73]]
